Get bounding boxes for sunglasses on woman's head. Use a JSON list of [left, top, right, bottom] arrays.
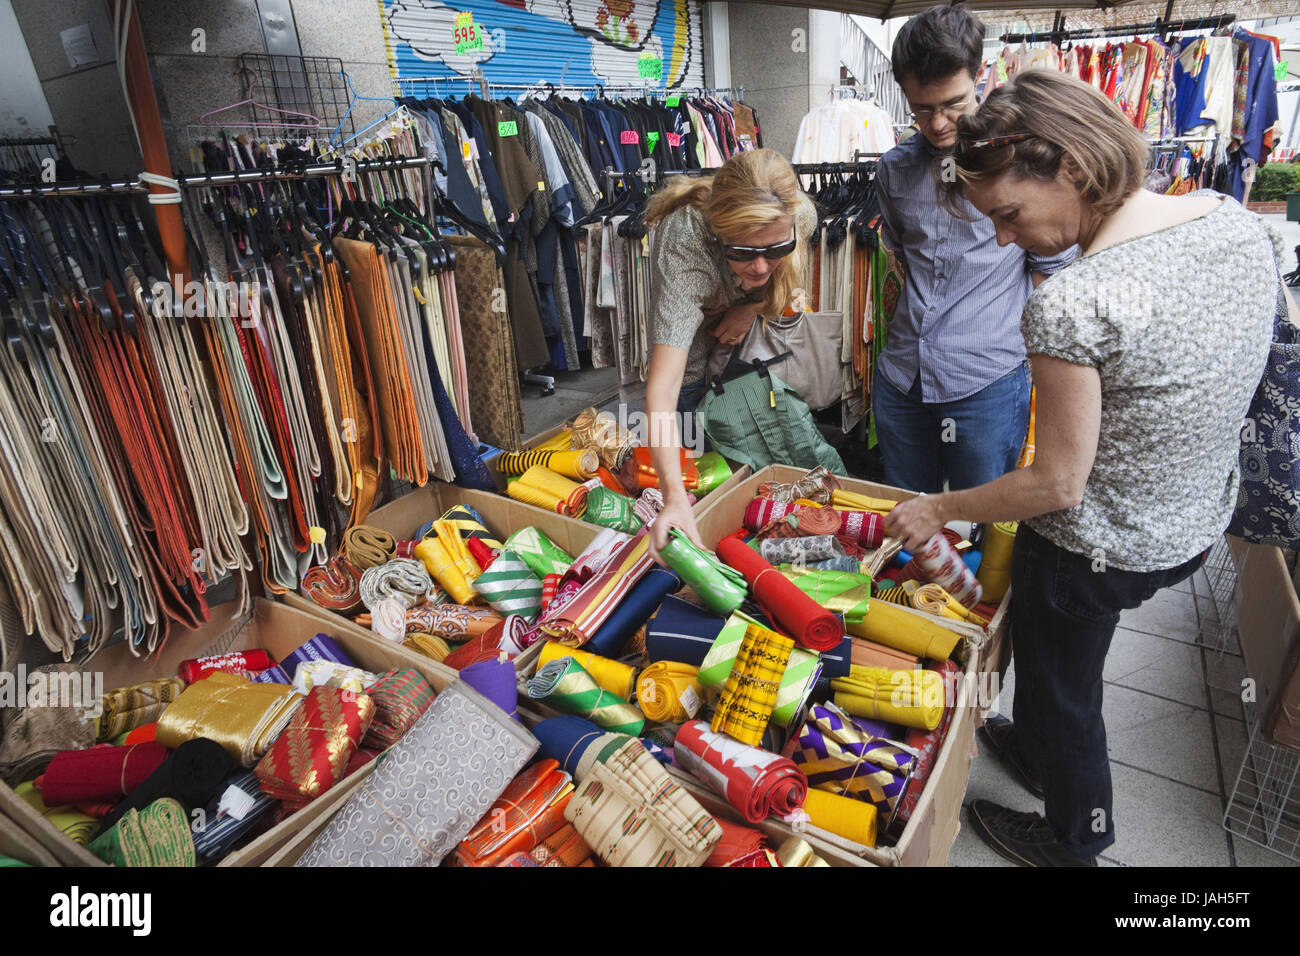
[[956, 132, 1035, 159], [720, 237, 797, 262]]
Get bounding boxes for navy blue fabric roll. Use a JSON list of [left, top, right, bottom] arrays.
[[532, 715, 606, 779], [193, 771, 276, 860], [583, 566, 682, 658], [643, 594, 729, 666], [818, 635, 854, 679]]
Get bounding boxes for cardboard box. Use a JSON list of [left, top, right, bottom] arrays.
[[1, 811, 59, 866], [0, 598, 457, 867], [1229, 536, 1300, 750]]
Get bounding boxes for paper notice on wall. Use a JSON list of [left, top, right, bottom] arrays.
[[60, 23, 100, 69]]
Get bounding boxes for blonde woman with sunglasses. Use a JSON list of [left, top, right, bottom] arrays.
[[642, 148, 816, 559]]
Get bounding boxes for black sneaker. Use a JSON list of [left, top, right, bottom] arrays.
[[978, 714, 1045, 800], [967, 799, 1097, 867]]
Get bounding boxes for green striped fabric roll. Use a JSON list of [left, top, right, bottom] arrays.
[[471, 549, 543, 619], [698, 613, 823, 731]]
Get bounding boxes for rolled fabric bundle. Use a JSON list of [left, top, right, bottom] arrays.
[[503, 527, 573, 579], [645, 595, 729, 666], [13, 781, 98, 844], [405, 604, 502, 641], [541, 532, 654, 647], [744, 496, 796, 531], [583, 486, 643, 533], [912, 532, 983, 609], [394, 540, 419, 559], [38, 742, 170, 806], [761, 534, 845, 565], [705, 817, 766, 866], [414, 521, 481, 604], [831, 666, 946, 731], [178, 650, 276, 685], [911, 582, 979, 623], [496, 448, 600, 481], [893, 660, 958, 830], [776, 836, 830, 867], [693, 451, 733, 495], [301, 556, 365, 613], [533, 427, 575, 452], [817, 636, 855, 679], [124, 724, 157, 745], [830, 489, 900, 514], [845, 599, 962, 660], [674, 720, 807, 823], [531, 715, 616, 782], [157, 672, 303, 767], [637, 661, 704, 723], [100, 738, 234, 830], [850, 636, 921, 671], [717, 536, 844, 652], [541, 573, 561, 612], [403, 633, 452, 663], [802, 786, 877, 848], [192, 771, 277, 860], [90, 797, 194, 867], [874, 585, 911, 605], [507, 465, 588, 517], [760, 507, 842, 540], [563, 528, 632, 584], [442, 616, 528, 670], [531, 822, 595, 867], [564, 736, 721, 867], [571, 406, 639, 470], [420, 505, 504, 551], [359, 558, 436, 611], [454, 759, 573, 866], [471, 549, 544, 619], [343, 525, 397, 570], [758, 466, 840, 505], [527, 657, 645, 735], [461, 658, 519, 719], [583, 566, 682, 659], [835, 509, 885, 548], [786, 703, 913, 816], [250, 634, 355, 686], [802, 555, 862, 574], [658, 530, 748, 617], [539, 641, 638, 699], [779, 567, 872, 621], [363, 668, 437, 749], [291, 660, 379, 696], [467, 537, 498, 572], [254, 686, 375, 809], [632, 487, 665, 527], [368, 599, 408, 644], [294, 681, 539, 867], [629, 446, 699, 491], [711, 621, 794, 747], [976, 521, 1017, 604], [98, 678, 185, 741], [698, 613, 823, 733]]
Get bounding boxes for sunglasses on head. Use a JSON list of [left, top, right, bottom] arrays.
[[720, 237, 797, 262], [956, 132, 1035, 159]]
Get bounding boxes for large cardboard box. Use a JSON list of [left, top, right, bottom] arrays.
[[0, 598, 457, 867], [1229, 536, 1300, 750]]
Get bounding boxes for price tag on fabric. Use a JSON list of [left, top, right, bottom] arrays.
[[638, 55, 663, 79], [537, 180, 546, 191], [666, 132, 682, 147], [680, 685, 702, 719], [498, 120, 519, 137], [461, 140, 472, 158], [620, 130, 640, 145], [1277, 60, 1290, 81], [665, 96, 681, 107], [646, 131, 660, 152]]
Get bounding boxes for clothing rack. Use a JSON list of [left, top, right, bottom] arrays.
[[395, 78, 746, 101], [0, 154, 436, 200], [1000, 14, 1235, 44]]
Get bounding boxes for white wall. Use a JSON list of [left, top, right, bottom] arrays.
[[0, 0, 55, 137]]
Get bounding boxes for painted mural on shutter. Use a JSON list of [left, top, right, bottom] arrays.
[[380, 0, 705, 92]]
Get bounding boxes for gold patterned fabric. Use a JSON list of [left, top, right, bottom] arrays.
[[89, 798, 194, 867], [253, 686, 375, 810], [98, 677, 185, 741], [156, 672, 303, 767], [710, 623, 794, 747]]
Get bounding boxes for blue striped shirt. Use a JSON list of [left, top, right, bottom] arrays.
[[875, 135, 1077, 403]]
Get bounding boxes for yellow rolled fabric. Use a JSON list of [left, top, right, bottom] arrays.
[[831, 665, 945, 731], [910, 583, 973, 622], [802, 787, 877, 847], [846, 598, 961, 660], [14, 781, 97, 844], [637, 661, 704, 723], [404, 633, 452, 662], [977, 521, 1017, 604], [776, 836, 830, 867], [831, 490, 901, 514], [414, 521, 480, 604], [507, 465, 589, 517], [496, 448, 600, 481], [538, 641, 637, 700], [156, 672, 303, 767], [534, 428, 575, 452]]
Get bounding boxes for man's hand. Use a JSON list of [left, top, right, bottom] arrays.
[[709, 302, 763, 348]]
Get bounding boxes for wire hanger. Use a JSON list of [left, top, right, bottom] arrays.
[[196, 66, 321, 129], [331, 70, 407, 147]]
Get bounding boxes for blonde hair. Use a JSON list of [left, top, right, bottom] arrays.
[[949, 69, 1149, 218], [645, 148, 811, 317]]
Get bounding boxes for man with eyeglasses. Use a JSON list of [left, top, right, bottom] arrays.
[[872, 5, 1076, 495]]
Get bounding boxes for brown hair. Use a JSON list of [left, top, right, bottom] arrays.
[[947, 69, 1149, 218], [645, 148, 811, 317]]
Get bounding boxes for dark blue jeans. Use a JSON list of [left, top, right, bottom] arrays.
[[1008, 525, 1208, 860], [872, 361, 1030, 493]]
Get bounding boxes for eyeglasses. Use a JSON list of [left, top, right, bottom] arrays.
[[721, 237, 797, 262], [956, 132, 1035, 158], [907, 94, 975, 123]]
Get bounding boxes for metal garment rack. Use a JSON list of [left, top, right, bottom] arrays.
[[1224, 697, 1300, 864], [1000, 13, 1235, 44], [395, 77, 746, 100]]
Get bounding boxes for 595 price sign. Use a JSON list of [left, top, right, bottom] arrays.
[[454, 12, 485, 54]]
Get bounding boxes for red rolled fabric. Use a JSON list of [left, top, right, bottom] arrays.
[[177, 650, 276, 684], [716, 536, 844, 652], [673, 720, 807, 823], [837, 510, 884, 548], [467, 537, 498, 571], [744, 496, 793, 531], [124, 723, 157, 745], [394, 540, 419, 559], [705, 817, 768, 866], [443, 617, 525, 670], [38, 742, 170, 806]]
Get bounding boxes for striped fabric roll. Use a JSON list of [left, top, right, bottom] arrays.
[[582, 486, 642, 534], [874, 585, 910, 606], [503, 527, 573, 579], [472, 549, 544, 619], [404, 632, 452, 662], [302, 556, 364, 613], [527, 657, 645, 735], [540, 532, 654, 646], [496, 448, 600, 480], [363, 668, 437, 749], [710, 622, 794, 747], [417, 505, 504, 551], [192, 772, 276, 860], [98, 678, 185, 741]]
